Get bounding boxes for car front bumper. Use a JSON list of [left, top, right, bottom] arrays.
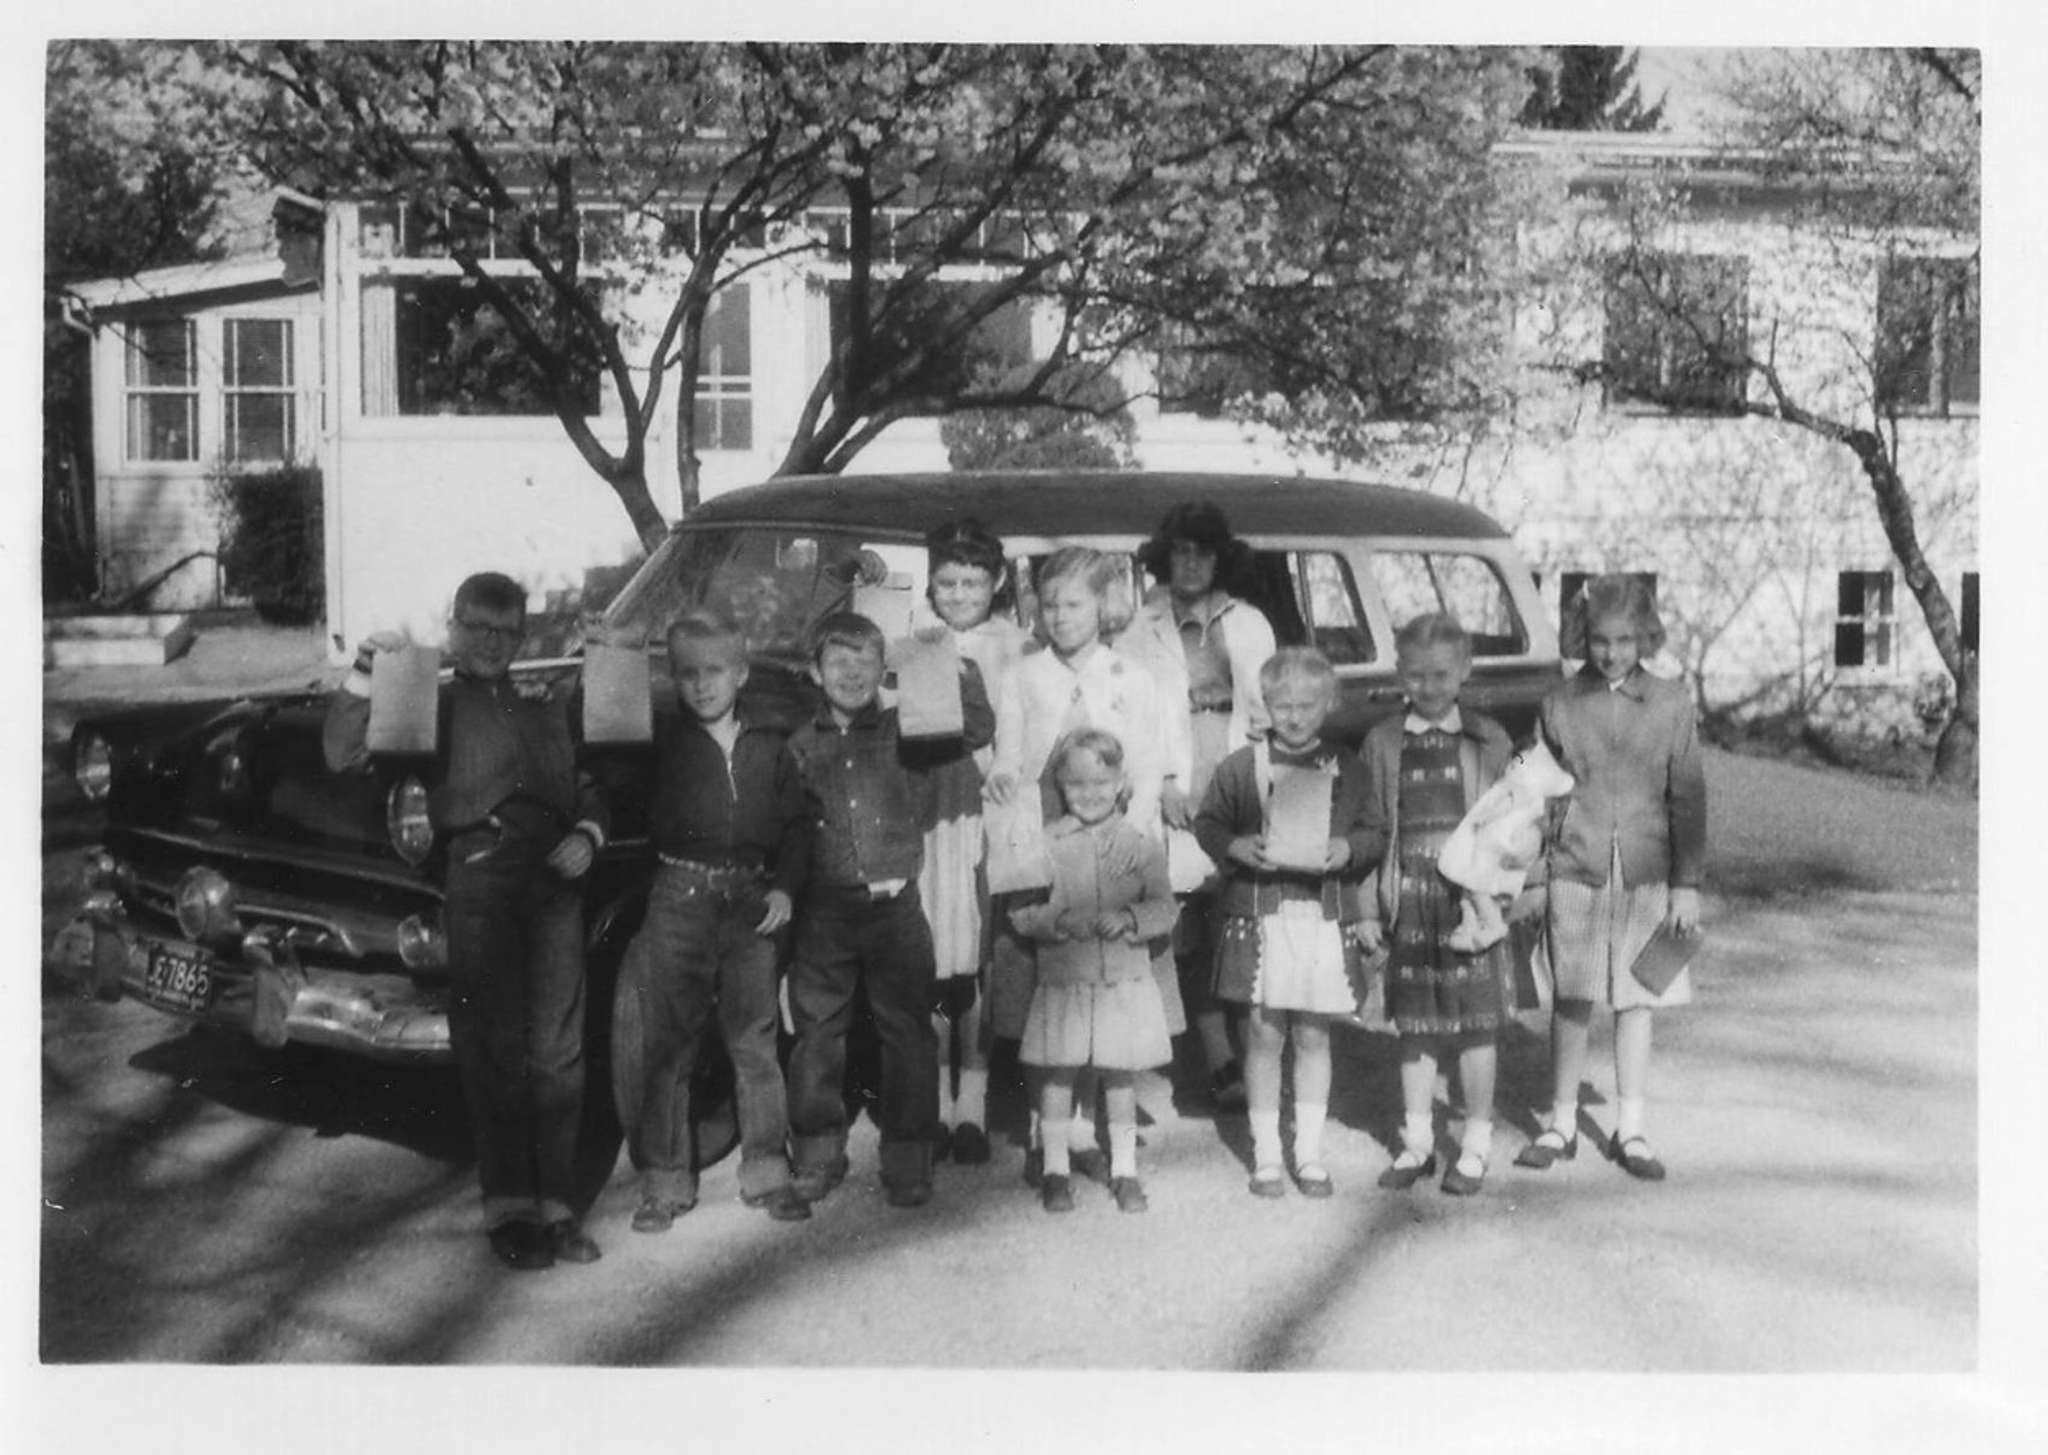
[[48, 903, 452, 1064]]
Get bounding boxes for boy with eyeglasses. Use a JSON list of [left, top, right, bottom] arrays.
[[325, 571, 608, 1272]]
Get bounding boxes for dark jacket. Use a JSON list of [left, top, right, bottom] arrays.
[[648, 710, 810, 901]]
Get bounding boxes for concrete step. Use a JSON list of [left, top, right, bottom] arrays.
[[44, 614, 196, 668]]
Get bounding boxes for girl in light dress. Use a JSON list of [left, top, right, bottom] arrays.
[[1193, 648, 1378, 1197], [986, 546, 1185, 1181], [1009, 729, 1179, 1213], [906, 518, 1028, 1165]]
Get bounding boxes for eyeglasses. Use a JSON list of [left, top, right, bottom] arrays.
[[455, 619, 524, 644]]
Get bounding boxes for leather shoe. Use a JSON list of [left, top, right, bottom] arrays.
[[1210, 1061, 1248, 1113], [1514, 1128, 1578, 1170], [487, 1219, 554, 1271], [1022, 1146, 1044, 1187], [1441, 1154, 1486, 1196], [1294, 1163, 1335, 1199], [792, 1156, 849, 1203], [950, 1122, 992, 1165], [1248, 1165, 1287, 1199], [1040, 1173, 1075, 1213], [631, 1196, 693, 1234], [742, 1186, 814, 1222], [545, 1218, 601, 1264], [1611, 1135, 1667, 1182], [1376, 1151, 1437, 1191], [1111, 1176, 1149, 1213], [885, 1179, 933, 1209]]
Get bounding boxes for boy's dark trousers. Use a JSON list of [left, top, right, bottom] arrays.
[[441, 834, 587, 1229], [616, 863, 792, 1204], [787, 884, 939, 1190]]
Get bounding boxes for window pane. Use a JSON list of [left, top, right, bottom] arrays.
[[1375, 552, 1528, 656], [1834, 621, 1865, 668], [1603, 253, 1748, 413], [126, 393, 197, 461], [1293, 552, 1376, 664], [127, 320, 194, 388], [226, 394, 292, 463], [226, 319, 292, 388], [704, 285, 752, 376]]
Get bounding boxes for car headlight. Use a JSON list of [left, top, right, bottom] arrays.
[[396, 914, 448, 969], [174, 867, 239, 943], [386, 776, 434, 866], [74, 734, 113, 802]]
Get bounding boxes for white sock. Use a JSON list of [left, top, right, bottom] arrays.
[[1043, 1136, 1070, 1178], [1027, 1107, 1042, 1152], [1293, 1102, 1328, 1167], [1460, 1118, 1494, 1163], [1550, 1099, 1579, 1139], [1109, 1122, 1138, 1180], [955, 1067, 989, 1128], [1250, 1111, 1284, 1170], [1402, 1112, 1434, 1158], [1617, 1096, 1646, 1142], [1067, 1104, 1097, 1155]]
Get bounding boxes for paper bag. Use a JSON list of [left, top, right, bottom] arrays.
[[581, 643, 653, 744], [984, 793, 1051, 895], [366, 646, 442, 754], [853, 576, 915, 640], [1263, 766, 1334, 872], [893, 634, 964, 739], [1631, 922, 1704, 996]]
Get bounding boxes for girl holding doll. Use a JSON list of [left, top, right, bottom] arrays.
[[1008, 729, 1179, 1213], [902, 518, 1028, 1165], [987, 546, 1185, 1181], [1354, 614, 1517, 1196], [1516, 575, 1706, 1181], [1193, 647, 1379, 1198]]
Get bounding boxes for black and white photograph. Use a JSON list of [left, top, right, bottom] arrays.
[[15, 2, 2040, 1451]]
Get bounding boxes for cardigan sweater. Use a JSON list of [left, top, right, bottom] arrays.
[[1536, 665, 1707, 890], [1007, 815, 1178, 985], [1192, 742, 1380, 922]]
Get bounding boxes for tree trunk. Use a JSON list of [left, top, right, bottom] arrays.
[[607, 465, 671, 555], [1932, 652, 1978, 788]]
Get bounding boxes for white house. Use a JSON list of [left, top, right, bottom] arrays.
[[65, 129, 1976, 741]]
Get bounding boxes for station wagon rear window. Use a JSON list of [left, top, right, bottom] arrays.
[[1371, 550, 1529, 657]]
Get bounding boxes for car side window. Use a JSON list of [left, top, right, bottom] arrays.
[[1372, 550, 1529, 656]]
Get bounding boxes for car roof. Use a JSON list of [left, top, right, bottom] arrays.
[[683, 471, 1508, 542]]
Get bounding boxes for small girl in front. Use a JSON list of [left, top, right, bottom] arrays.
[[1516, 575, 1706, 1181], [1009, 729, 1179, 1213], [1354, 614, 1516, 1196], [1194, 648, 1379, 1197], [988, 547, 1182, 1182]]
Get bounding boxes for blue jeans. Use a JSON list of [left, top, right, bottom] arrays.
[[614, 864, 791, 1202], [787, 885, 938, 1189], [442, 844, 586, 1228]]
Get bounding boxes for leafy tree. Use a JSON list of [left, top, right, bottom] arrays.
[[1519, 46, 1666, 132], [1581, 49, 1980, 785], [229, 42, 1531, 548], [940, 361, 1135, 472]]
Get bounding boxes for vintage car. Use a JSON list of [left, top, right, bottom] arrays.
[[50, 470, 1558, 1073]]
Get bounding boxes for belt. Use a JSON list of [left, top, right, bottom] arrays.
[[657, 854, 764, 894]]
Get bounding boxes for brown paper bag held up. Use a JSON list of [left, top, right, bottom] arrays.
[[582, 643, 653, 744], [366, 645, 442, 754], [1263, 767, 1334, 872], [893, 634, 964, 739]]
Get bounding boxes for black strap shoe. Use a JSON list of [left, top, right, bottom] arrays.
[[487, 1219, 554, 1272], [545, 1218, 602, 1264]]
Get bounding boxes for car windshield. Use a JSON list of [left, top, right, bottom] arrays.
[[603, 525, 924, 663]]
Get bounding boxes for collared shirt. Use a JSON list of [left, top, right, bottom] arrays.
[[1403, 705, 1465, 737], [648, 709, 810, 899]]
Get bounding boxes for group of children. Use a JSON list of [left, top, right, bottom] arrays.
[[346, 518, 1706, 1265], [609, 514, 1707, 1228]]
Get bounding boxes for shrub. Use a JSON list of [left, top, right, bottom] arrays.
[[213, 464, 323, 625]]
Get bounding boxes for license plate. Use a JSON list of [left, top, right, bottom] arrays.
[[141, 944, 215, 1014]]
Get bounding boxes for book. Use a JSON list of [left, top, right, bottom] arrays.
[[892, 633, 965, 739], [1631, 920, 1704, 996], [581, 642, 653, 744], [366, 645, 442, 754]]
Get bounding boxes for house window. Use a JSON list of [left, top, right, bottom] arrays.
[[1375, 551, 1530, 658], [223, 318, 295, 463], [367, 277, 602, 418], [1875, 256, 1980, 416], [1835, 570, 1897, 670], [1558, 572, 1657, 659], [1960, 571, 1978, 656], [692, 285, 753, 451], [1602, 252, 1750, 414], [124, 319, 199, 462]]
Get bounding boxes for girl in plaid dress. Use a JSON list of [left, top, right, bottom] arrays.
[[1355, 615, 1516, 1195], [1515, 576, 1706, 1182]]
